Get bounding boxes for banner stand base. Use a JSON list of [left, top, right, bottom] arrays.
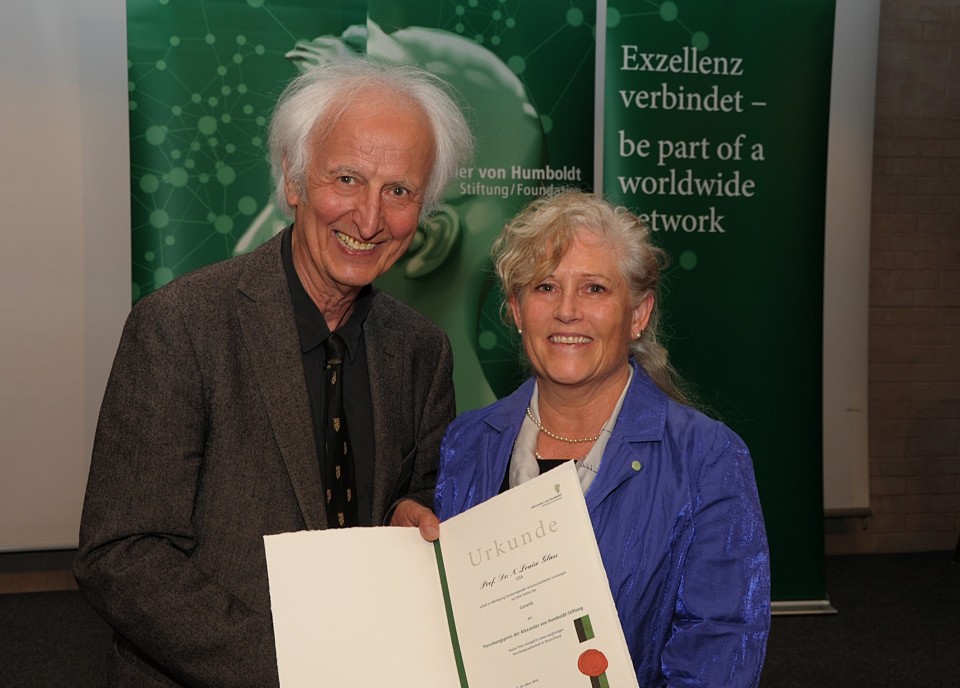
[[771, 599, 837, 616]]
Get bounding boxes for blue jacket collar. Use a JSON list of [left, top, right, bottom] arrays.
[[484, 359, 669, 443]]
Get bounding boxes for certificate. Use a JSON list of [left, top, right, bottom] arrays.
[[265, 461, 638, 688]]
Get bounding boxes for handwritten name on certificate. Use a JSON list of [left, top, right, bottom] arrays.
[[265, 461, 638, 688]]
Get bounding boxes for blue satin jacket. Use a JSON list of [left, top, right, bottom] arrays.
[[436, 361, 770, 687]]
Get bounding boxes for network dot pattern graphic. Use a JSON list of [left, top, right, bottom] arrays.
[[127, 1, 361, 300], [607, 0, 712, 275]]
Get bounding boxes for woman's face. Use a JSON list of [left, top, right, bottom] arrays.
[[509, 232, 653, 394]]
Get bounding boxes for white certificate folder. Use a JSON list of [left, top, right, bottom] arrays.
[[265, 460, 639, 688]]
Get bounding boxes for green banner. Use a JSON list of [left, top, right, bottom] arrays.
[[126, 0, 595, 413], [603, 0, 836, 603]]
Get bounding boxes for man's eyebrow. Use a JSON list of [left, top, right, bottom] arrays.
[[328, 165, 361, 176]]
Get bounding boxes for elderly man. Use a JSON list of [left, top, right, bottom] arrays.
[[74, 57, 472, 687]]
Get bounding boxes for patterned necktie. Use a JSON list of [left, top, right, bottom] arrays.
[[322, 333, 357, 528]]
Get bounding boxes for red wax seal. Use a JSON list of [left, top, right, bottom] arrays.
[[577, 648, 608, 677]]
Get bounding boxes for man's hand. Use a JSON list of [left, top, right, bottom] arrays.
[[389, 499, 440, 542]]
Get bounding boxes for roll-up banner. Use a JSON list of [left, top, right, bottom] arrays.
[[603, 0, 835, 608], [126, 0, 834, 607]]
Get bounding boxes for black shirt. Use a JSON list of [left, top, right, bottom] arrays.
[[281, 227, 376, 526]]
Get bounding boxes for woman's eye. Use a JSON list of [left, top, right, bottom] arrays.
[[587, 284, 606, 294], [534, 283, 554, 293]]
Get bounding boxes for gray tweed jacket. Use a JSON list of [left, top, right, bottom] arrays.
[[74, 230, 455, 687]]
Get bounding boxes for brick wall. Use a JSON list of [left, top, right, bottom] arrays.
[[825, 0, 960, 554]]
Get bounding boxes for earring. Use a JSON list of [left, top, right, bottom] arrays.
[[634, 329, 643, 340], [518, 328, 522, 335]]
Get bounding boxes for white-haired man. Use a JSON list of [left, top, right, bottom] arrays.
[[75, 57, 472, 687]]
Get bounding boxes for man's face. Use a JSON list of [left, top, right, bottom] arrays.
[[288, 93, 435, 300]]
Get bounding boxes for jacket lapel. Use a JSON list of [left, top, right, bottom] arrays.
[[585, 362, 668, 514], [477, 381, 533, 502], [236, 232, 325, 529], [365, 299, 403, 522]]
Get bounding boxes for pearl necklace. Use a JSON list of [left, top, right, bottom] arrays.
[[525, 406, 601, 444]]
